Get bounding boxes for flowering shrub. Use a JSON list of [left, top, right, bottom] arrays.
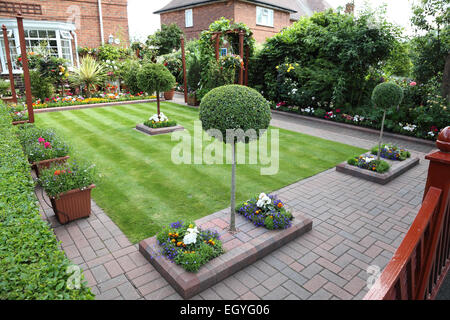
[[143, 112, 177, 128], [155, 221, 224, 272], [236, 193, 294, 230], [17, 125, 69, 163], [38, 160, 96, 198], [347, 155, 390, 173], [371, 144, 411, 161], [8, 104, 29, 122]]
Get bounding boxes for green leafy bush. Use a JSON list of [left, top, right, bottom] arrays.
[[147, 24, 184, 56], [0, 79, 10, 97], [372, 82, 404, 109], [121, 59, 141, 94], [0, 103, 93, 299], [38, 160, 96, 198], [199, 85, 271, 140], [29, 70, 55, 101], [16, 125, 70, 163]]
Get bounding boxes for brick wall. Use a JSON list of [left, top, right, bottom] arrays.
[[0, 0, 129, 48], [159, 0, 292, 43]]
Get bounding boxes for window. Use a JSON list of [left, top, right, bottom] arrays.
[[0, 28, 74, 73], [185, 9, 193, 28], [256, 6, 274, 27], [220, 48, 227, 57]]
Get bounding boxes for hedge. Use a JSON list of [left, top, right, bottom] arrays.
[[0, 103, 94, 300]]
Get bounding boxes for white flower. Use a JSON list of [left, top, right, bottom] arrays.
[[183, 232, 197, 245], [186, 226, 199, 234], [149, 112, 169, 122], [363, 157, 375, 163], [256, 193, 271, 208], [428, 131, 435, 137]]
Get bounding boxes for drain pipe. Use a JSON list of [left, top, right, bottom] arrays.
[[98, 0, 105, 44], [71, 31, 80, 67]]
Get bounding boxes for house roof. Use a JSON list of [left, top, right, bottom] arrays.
[[154, 0, 298, 14], [290, 0, 332, 21]]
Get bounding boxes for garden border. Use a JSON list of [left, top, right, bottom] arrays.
[[139, 210, 312, 299], [271, 109, 436, 147], [33, 98, 159, 113]]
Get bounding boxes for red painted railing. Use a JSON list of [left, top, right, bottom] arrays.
[[365, 127, 450, 300]]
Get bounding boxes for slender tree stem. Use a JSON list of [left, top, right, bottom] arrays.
[[230, 140, 236, 232], [156, 91, 160, 115], [377, 109, 386, 161]]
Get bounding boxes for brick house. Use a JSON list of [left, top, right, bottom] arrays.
[[154, 0, 331, 43], [0, 0, 129, 78]]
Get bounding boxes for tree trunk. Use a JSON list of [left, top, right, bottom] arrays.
[[229, 140, 236, 232], [156, 91, 160, 115], [442, 52, 450, 103], [377, 109, 386, 161]]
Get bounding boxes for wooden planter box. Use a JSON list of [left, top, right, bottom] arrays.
[[1, 96, 14, 104], [50, 184, 95, 224], [12, 120, 29, 126], [32, 156, 70, 177], [187, 95, 200, 106], [164, 88, 175, 100]]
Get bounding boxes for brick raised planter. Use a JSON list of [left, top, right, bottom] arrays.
[[50, 184, 95, 224], [336, 153, 420, 185], [32, 155, 70, 177], [135, 123, 184, 136], [139, 210, 312, 299]]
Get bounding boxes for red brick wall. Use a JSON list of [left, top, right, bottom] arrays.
[[159, 0, 291, 43], [0, 0, 129, 48]]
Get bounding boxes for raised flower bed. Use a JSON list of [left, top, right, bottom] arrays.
[[39, 161, 96, 224], [236, 193, 294, 229], [136, 112, 184, 136], [371, 143, 411, 161], [156, 221, 224, 273]]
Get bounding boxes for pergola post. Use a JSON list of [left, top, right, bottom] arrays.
[[244, 45, 250, 86], [214, 32, 220, 61], [180, 36, 187, 103], [1, 25, 17, 103], [239, 31, 244, 85], [16, 12, 34, 123]]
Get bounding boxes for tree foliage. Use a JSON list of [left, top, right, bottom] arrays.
[[146, 24, 184, 55]]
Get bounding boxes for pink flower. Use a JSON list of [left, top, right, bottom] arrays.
[[410, 81, 417, 87], [336, 109, 341, 113], [44, 142, 51, 149], [38, 137, 45, 143]]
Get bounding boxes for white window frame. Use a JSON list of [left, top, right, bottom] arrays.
[[256, 6, 274, 27], [0, 19, 75, 75], [185, 9, 193, 28]]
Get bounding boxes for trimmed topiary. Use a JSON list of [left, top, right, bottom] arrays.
[[199, 85, 271, 231], [137, 62, 175, 115], [371, 82, 404, 160]]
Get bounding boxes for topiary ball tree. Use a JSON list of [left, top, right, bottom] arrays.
[[200, 85, 271, 232], [371, 82, 404, 161], [137, 62, 175, 116]]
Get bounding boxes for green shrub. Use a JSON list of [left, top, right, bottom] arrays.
[[16, 125, 70, 163], [29, 70, 54, 101], [375, 160, 390, 173], [147, 23, 184, 56], [38, 160, 96, 198], [372, 82, 404, 110], [199, 85, 271, 141], [0, 79, 10, 97], [121, 59, 141, 94], [143, 119, 177, 128], [0, 103, 93, 299], [347, 158, 357, 166], [137, 62, 176, 96]]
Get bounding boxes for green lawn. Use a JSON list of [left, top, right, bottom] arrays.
[[35, 102, 366, 243]]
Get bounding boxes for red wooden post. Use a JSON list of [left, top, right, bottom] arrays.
[[239, 31, 244, 85], [2, 25, 17, 103], [214, 32, 220, 61], [244, 45, 250, 86], [16, 12, 34, 123], [180, 36, 187, 103]]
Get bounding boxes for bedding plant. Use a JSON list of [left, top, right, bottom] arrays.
[[156, 221, 224, 272], [236, 193, 294, 230], [38, 160, 96, 198], [17, 125, 69, 163], [143, 112, 177, 128], [347, 155, 390, 173], [371, 143, 411, 161]]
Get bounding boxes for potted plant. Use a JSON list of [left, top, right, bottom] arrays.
[[38, 160, 96, 224], [187, 92, 200, 106], [17, 125, 70, 176], [199, 85, 271, 232]]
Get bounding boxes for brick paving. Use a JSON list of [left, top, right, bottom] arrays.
[[35, 107, 436, 300]]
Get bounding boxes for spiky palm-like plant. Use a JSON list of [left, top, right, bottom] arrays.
[[70, 55, 106, 97]]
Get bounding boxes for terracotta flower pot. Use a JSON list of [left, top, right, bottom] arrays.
[[187, 95, 200, 106], [50, 184, 96, 224], [164, 88, 175, 100], [32, 156, 70, 177]]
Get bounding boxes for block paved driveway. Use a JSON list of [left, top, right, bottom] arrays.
[[36, 110, 436, 300]]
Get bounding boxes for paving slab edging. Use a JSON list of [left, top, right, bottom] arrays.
[[34, 99, 159, 113], [271, 109, 436, 147]]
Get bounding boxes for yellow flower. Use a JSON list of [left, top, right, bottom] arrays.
[[189, 224, 194, 228]]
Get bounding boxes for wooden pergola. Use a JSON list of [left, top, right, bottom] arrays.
[[2, 12, 35, 123], [179, 29, 251, 103]]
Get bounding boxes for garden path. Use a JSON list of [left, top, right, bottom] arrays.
[[36, 103, 435, 300]]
